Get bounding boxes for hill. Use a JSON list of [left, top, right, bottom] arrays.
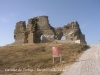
[[0, 43, 89, 75]]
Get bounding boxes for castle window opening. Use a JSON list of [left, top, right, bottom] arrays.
[[61, 36, 66, 40], [40, 35, 43, 42]]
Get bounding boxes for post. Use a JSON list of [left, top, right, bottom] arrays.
[[60, 55, 62, 63], [53, 57, 54, 64], [52, 55, 62, 64]]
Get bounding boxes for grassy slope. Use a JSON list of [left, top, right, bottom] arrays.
[[0, 43, 89, 75]]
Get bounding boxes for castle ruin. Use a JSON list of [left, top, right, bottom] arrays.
[[14, 16, 87, 44]]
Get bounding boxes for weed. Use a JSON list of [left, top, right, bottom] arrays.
[[0, 43, 89, 75]]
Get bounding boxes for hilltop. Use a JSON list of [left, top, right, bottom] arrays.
[[0, 43, 89, 75]]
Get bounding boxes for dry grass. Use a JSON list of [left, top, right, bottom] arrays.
[[0, 43, 89, 75]]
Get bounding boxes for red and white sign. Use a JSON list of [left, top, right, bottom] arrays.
[[52, 46, 61, 57]]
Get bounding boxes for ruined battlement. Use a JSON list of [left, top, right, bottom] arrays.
[[34, 15, 48, 18], [14, 16, 87, 44]]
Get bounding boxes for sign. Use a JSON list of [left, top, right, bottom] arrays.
[[52, 46, 61, 57], [52, 46, 62, 64]]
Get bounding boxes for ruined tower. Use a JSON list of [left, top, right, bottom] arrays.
[[14, 21, 27, 44], [14, 16, 87, 44]]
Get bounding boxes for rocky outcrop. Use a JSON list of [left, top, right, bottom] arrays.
[[14, 16, 87, 44]]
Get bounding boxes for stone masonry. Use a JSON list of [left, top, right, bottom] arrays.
[[14, 15, 87, 44]]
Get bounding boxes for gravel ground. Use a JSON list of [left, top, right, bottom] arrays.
[[61, 44, 100, 75]]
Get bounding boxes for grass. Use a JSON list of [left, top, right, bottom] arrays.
[[0, 43, 89, 75]]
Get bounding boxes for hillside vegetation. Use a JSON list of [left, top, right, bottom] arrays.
[[0, 43, 89, 75]]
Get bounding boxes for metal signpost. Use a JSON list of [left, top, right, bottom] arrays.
[[52, 46, 62, 64]]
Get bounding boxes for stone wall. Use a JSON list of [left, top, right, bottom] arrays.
[[14, 16, 87, 44], [54, 27, 63, 40], [14, 21, 27, 44]]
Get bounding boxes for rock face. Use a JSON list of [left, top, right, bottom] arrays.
[[14, 16, 87, 44]]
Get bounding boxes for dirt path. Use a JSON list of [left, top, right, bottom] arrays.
[[61, 44, 100, 75]]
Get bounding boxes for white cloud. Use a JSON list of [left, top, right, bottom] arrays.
[[81, 23, 89, 28], [0, 18, 8, 22], [0, 13, 17, 23]]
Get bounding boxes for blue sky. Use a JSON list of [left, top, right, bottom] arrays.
[[0, 0, 100, 46]]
